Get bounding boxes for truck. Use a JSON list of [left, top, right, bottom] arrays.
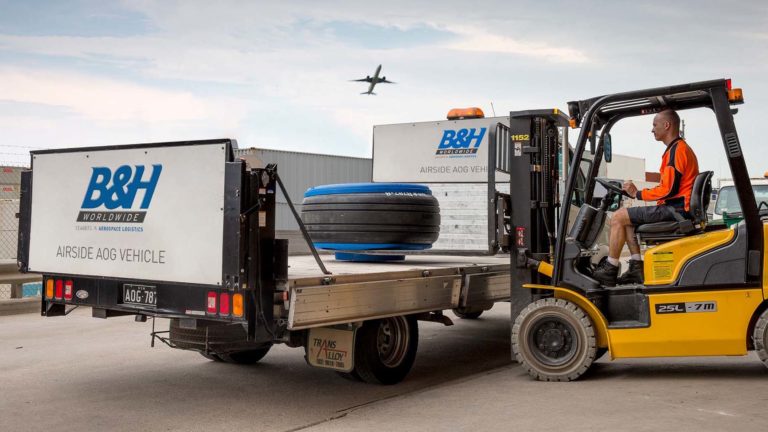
[[16, 104, 577, 384], [712, 176, 768, 222]]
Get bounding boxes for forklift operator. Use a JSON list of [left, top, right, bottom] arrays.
[[593, 109, 699, 286]]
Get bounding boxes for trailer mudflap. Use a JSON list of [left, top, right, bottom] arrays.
[[305, 326, 356, 372]]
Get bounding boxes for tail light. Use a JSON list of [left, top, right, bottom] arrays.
[[45, 279, 54, 299], [219, 292, 230, 316], [232, 294, 244, 317], [206, 291, 217, 314], [54, 280, 63, 299], [64, 280, 73, 300]]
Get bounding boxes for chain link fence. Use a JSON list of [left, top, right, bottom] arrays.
[[1, 163, 33, 300]]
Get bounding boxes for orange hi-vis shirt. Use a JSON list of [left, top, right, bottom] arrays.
[[636, 138, 699, 211]]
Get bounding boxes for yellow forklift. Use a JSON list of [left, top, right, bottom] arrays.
[[508, 79, 768, 381]]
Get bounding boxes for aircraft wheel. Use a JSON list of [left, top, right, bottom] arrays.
[[753, 309, 768, 367], [512, 298, 597, 381]]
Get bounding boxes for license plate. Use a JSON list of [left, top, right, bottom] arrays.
[[122, 284, 157, 307]]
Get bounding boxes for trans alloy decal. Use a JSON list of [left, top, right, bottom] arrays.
[[435, 127, 487, 156], [78, 164, 163, 223], [655, 301, 717, 314]]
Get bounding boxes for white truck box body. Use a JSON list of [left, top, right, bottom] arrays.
[[372, 117, 510, 252], [28, 143, 227, 285]]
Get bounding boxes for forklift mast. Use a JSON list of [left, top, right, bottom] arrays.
[[504, 109, 570, 317]]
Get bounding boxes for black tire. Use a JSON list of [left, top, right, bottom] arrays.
[[753, 309, 768, 368], [512, 298, 597, 381], [301, 191, 440, 247], [219, 346, 272, 364], [452, 307, 484, 319], [335, 370, 363, 382], [200, 352, 224, 362], [168, 319, 265, 356], [352, 316, 419, 385], [595, 347, 608, 361]]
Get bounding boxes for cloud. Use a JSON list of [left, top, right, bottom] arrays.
[[447, 27, 589, 63], [0, 68, 244, 125]]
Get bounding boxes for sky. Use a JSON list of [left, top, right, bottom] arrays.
[[1, 0, 767, 180]]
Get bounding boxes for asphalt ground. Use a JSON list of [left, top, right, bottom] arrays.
[[2, 304, 767, 432]]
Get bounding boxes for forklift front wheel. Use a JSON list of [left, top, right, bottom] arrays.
[[753, 309, 768, 368], [512, 298, 597, 381]]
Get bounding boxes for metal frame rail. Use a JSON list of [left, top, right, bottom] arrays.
[[287, 263, 509, 330]]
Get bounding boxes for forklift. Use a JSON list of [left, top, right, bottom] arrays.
[[506, 79, 768, 381]]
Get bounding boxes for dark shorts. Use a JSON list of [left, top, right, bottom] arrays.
[[627, 205, 691, 225]]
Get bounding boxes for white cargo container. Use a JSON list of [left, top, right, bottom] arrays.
[[373, 115, 511, 252]]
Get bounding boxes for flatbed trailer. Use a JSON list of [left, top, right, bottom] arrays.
[[17, 108, 567, 384], [286, 254, 509, 330], [16, 138, 521, 385]]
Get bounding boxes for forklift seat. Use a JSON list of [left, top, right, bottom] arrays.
[[635, 171, 713, 243]]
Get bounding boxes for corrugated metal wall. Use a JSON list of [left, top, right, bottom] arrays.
[[235, 148, 372, 230], [234, 148, 507, 253]]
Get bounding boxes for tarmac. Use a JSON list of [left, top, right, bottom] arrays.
[[0, 297, 38, 315], [2, 303, 767, 432]]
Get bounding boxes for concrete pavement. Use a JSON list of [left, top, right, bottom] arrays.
[[2, 304, 767, 432], [304, 356, 768, 432]]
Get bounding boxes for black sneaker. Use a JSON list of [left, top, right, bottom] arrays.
[[592, 259, 619, 286], [617, 259, 644, 285]]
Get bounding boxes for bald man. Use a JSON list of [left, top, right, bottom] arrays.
[[592, 109, 699, 286]]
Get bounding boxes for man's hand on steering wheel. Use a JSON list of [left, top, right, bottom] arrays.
[[623, 180, 638, 197], [595, 177, 631, 198]]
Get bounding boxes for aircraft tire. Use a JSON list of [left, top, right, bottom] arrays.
[[301, 185, 440, 249]]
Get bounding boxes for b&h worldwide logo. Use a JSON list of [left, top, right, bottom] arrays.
[[78, 165, 163, 223]]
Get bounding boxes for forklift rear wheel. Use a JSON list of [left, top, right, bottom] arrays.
[[512, 298, 597, 381], [452, 307, 484, 319], [753, 309, 768, 367], [219, 345, 272, 364], [352, 316, 418, 385]]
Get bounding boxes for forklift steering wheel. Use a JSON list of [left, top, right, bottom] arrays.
[[595, 178, 631, 198]]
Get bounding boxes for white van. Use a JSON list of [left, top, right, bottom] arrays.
[[712, 177, 768, 220]]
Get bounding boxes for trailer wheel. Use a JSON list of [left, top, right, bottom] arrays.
[[219, 345, 272, 365], [169, 319, 269, 362], [200, 352, 224, 362], [335, 370, 363, 382], [512, 298, 597, 381], [753, 309, 768, 368], [452, 307, 484, 319], [352, 316, 418, 385]]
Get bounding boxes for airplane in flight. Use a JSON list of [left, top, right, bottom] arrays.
[[351, 64, 395, 95]]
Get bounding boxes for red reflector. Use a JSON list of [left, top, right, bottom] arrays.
[[207, 292, 217, 314], [64, 280, 73, 300], [516, 226, 526, 247], [726, 78, 732, 90], [55, 279, 63, 299], [219, 293, 230, 315]]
